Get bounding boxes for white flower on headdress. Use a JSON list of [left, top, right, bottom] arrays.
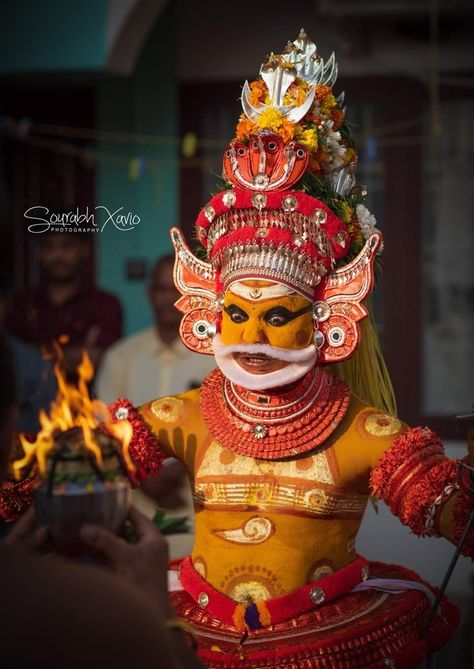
[[356, 204, 384, 253], [322, 120, 346, 170]]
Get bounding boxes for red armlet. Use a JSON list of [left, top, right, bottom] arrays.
[[109, 398, 165, 482], [370, 427, 461, 537]]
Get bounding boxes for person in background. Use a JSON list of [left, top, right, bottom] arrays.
[[95, 254, 214, 406], [95, 254, 215, 509], [6, 335, 57, 434], [5, 232, 122, 379], [0, 330, 203, 669], [1, 284, 57, 434]]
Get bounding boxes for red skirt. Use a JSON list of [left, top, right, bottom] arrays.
[[170, 561, 459, 669]]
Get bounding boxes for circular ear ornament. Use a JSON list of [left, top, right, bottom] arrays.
[[179, 308, 216, 355], [317, 313, 358, 363], [312, 301, 331, 322]]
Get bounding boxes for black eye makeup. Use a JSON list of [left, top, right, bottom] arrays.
[[224, 303, 311, 327], [224, 304, 249, 324], [264, 305, 312, 327]]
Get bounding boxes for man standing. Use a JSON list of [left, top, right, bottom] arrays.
[[95, 255, 215, 406], [5, 232, 122, 378], [96, 254, 215, 509]]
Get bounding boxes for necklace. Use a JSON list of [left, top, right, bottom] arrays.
[[200, 367, 350, 460]]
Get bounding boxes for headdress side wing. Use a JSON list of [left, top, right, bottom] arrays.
[[318, 233, 382, 363], [170, 227, 217, 355]]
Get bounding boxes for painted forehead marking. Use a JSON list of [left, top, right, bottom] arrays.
[[228, 281, 296, 302]]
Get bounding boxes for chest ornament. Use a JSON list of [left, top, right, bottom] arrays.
[[200, 367, 349, 459]]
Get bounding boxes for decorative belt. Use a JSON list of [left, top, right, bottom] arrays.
[[179, 555, 370, 632]]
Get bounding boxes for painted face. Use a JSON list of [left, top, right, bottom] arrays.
[[220, 280, 313, 350]]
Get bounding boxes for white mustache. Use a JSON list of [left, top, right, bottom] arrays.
[[212, 335, 318, 390], [212, 336, 316, 363]]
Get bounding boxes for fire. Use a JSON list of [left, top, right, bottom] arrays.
[[12, 352, 135, 480]]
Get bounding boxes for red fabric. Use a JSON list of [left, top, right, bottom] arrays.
[[196, 188, 349, 262], [179, 554, 369, 631], [171, 561, 459, 669], [197, 189, 338, 229], [0, 478, 35, 522], [5, 283, 122, 350], [109, 399, 164, 482]]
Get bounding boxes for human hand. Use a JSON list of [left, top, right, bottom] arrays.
[[141, 460, 187, 509], [79, 506, 171, 615], [4, 507, 48, 551]]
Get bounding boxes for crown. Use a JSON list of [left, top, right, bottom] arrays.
[[195, 187, 349, 298]]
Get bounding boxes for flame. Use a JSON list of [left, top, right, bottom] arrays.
[[108, 420, 134, 474], [12, 352, 135, 480]]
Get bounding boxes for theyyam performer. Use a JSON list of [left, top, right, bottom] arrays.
[[5, 30, 474, 669]]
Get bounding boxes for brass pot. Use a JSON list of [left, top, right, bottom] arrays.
[[35, 427, 132, 551]]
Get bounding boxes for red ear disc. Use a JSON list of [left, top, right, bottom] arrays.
[[223, 133, 309, 191], [318, 312, 360, 363], [179, 307, 216, 355]]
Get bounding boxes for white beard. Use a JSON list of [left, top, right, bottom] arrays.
[[212, 335, 317, 390]]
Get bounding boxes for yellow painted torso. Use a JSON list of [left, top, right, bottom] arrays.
[[140, 388, 404, 601]]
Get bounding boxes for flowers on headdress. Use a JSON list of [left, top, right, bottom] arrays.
[[235, 115, 257, 142], [356, 204, 383, 253], [235, 76, 351, 180], [256, 108, 295, 142], [247, 79, 270, 106], [295, 127, 318, 152]]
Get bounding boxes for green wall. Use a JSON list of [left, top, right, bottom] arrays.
[[96, 3, 177, 335]]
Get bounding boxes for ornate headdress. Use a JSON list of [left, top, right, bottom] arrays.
[[171, 30, 384, 370]]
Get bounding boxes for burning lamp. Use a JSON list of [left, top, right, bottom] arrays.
[[12, 354, 135, 548]]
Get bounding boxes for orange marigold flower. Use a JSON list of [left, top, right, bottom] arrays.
[[283, 81, 309, 107], [247, 79, 268, 107], [344, 146, 357, 165], [279, 118, 295, 142], [255, 108, 294, 141], [320, 94, 337, 116], [331, 108, 344, 130], [235, 115, 257, 141], [306, 112, 321, 127], [315, 84, 332, 101]]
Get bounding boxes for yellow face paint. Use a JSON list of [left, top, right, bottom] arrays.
[[220, 281, 313, 350]]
